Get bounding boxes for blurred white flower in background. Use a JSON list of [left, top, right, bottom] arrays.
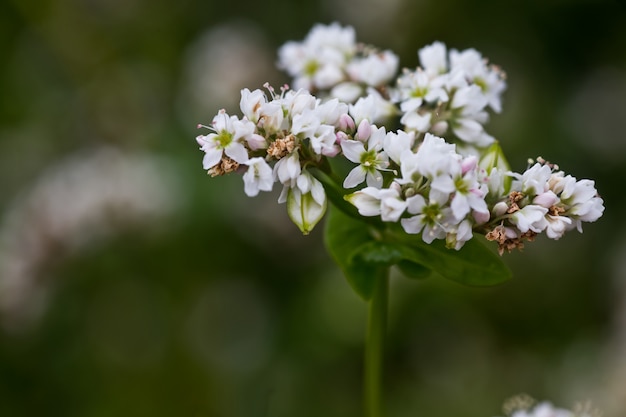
[[177, 21, 277, 126], [0, 147, 184, 331]]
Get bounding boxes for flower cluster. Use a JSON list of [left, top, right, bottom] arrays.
[[195, 23, 604, 252], [499, 398, 599, 417], [277, 22, 399, 103]]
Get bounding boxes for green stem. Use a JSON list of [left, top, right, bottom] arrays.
[[365, 271, 389, 417]]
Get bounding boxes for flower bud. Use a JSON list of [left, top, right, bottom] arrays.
[[338, 113, 356, 133], [356, 119, 372, 142], [479, 141, 510, 173], [287, 175, 327, 235], [492, 201, 508, 217], [533, 190, 559, 208]]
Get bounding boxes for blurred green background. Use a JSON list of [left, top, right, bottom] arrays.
[[0, 0, 624, 416]]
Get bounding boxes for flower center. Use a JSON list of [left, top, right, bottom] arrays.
[[216, 131, 233, 149]]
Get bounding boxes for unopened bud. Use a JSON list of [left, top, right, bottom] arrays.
[[479, 141, 510, 172], [356, 119, 372, 142], [492, 201, 509, 217]]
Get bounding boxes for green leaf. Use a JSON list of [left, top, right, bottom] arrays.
[[324, 205, 387, 300], [396, 260, 432, 280], [324, 206, 512, 301], [392, 231, 512, 286]]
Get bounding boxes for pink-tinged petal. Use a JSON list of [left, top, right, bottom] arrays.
[[202, 148, 223, 170], [246, 134, 267, 150], [472, 210, 490, 224], [356, 119, 372, 142], [533, 191, 559, 208]]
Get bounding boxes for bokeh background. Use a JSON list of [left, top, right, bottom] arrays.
[[0, 0, 625, 416]]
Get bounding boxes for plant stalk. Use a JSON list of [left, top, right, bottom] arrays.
[[365, 271, 389, 417]]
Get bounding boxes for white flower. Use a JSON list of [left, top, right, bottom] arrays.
[[341, 122, 389, 188], [449, 84, 494, 146], [347, 50, 399, 87], [544, 214, 572, 239], [397, 69, 448, 113], [509, 401, 574, 417], [239, 88, 267, 123], [448, 156, 489, 221], [446, 219, 473, 250], [349, 89, 397, 125], [418, 41, 448, 76], [345, 187, 382, 217], [196, 110, 251, 170], [243, 157, 274, 197], [258, 101, 285, 134], [512, 163, 552, 196], [379, 184, 407, 222], [273, 152, 301, 184], [331, 81, 363, 103], [401, 189, 453, 243], [412, 133, 459, 180], [396, 68, 448, 133], [510, 204, 548, 233], [313, 97, 349, 127], [383, 129, 415, 165], [277, 23, 356, 91], [449, 47, 506, 113]]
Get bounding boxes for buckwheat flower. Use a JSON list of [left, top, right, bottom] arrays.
[[341, 122, 389, 188], [449, 84, 494, 146], [313, 97, 350, 127], [273, 151, 301, 185], [196, 110, 251, 171], [347, 50, 399, 87], [277, 23, 356, 91], [418, 41, 448, 77], [512, 163, 552, 196], [397, 69, 449, 113], [507, 401, 574, 417], [305, 22, 356, 55], [312, 124, 340, 157], [411, 133, 458, 180], [282, 88, 317, 116], [349, 89, 397, 125], [396, 68, 448, 133], [345, 187, 383, 217], [243, 157, 274, 197], [446, 219, 473, 250], [510, 204, 548, 233], [543, 213, 572, 239], [550, 173, 604, 231], [258, 100, 286, 134], [449, 47, 506, 113], [447, 156, 489, 221], [330, 82, 364, 103], [379, 184, 408, 222], [401, 189, 454, 243], [240, 88, 267, 123], [383, 129, 415, 165]]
